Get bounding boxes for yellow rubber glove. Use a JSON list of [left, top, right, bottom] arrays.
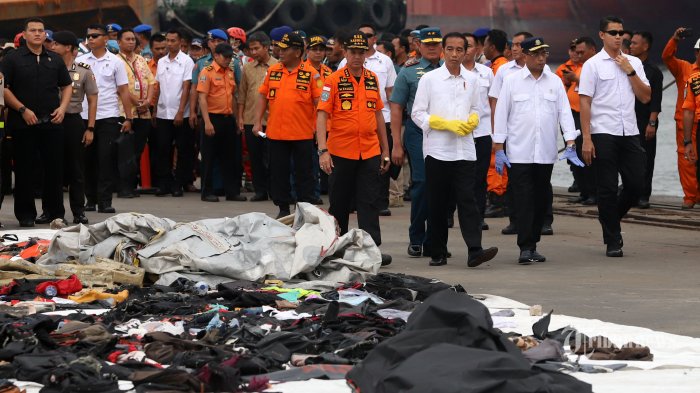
[[458, 112, 480, 136], [429, 115, 469, 136]]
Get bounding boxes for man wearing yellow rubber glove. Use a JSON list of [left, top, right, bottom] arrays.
[[411, 32, 498, 268]]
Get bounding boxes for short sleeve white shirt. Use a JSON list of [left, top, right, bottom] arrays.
[[578, 49, 649, 136], [467, 62, 494, 138], [156, 51, 195, 119], [77, 51, 128, 120]]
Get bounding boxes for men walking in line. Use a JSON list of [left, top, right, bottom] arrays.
[[411, 32, 498, 268], [630, 31, 663, 208], [494, 37, 583, 264], [579, 16, 651, 257]]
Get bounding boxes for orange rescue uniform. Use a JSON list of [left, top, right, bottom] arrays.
[[317, 66, 383, 160], [259, 62, 321, 140], [556, 60, 582, 112], [196, 62, 235, 114], [662, 37, 700, 204], [682, 71, 700, 128], [487, 55, 510, 196]]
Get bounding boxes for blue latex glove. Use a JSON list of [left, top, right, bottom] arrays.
[[559, 145, 584, 167], [495, 149, 511, 175]]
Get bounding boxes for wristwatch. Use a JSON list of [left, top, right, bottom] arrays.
[[86, 126, 95, 132], [18, 106, 26, 114], [317, 148, 328, 156], [627, 70, 636, 77], [685, 139, 693, 146], [648, 119, 657, 127]]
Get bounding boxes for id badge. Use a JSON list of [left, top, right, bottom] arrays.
[[134, 81, 141, 92]]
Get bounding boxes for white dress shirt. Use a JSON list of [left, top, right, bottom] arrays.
[[411, 64, 480, 162], [493, 66, 578, 164], [338, 50, 397, 123], [466, 62, 494, 138], [156, 51, 195, 119], [489, 59, 551, 99], [578, 49, 649, 136], [77, 51, 128, 120]]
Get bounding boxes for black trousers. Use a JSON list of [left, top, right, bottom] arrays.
[[425, 155, 482, 259], [85, 117, 135, 205], [509, 163, 553, 251], [474, 135, 492, 217], [13, 124, 64, 221], [244, 125, 269, 196], [378, 122, 392, 210], [638, 125, 657, 200], [504, 144, 554, 228], [570, 111, 597, 199], [132, 118, 151, 188], [329, 154, 382, 246], [154, 118, 195, 193], [268, 139, 314, 208], [63, 114, 87, 216], [591, 133, 646, 245], [201, 114, 242, 197]]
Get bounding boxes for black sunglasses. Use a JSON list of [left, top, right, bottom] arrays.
[[87, 33, 106, 39], [365, 33, 375, 38], [604, 30, 626, 37]]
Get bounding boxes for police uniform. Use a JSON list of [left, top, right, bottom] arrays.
[[389, 28, 443, 255], [197, 49, 244, 201], [65, 60, 98, 223], [0, 44, 71, 225], [317, 33, 389, 248], [257, 33, 321, 217]]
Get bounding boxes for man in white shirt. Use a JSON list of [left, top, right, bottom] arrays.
[[463, 32, 494, 231], [412, 32, 498, 268], [78, 24, 134, 214], [579, 16, 651, 257], [338, 23, 397, 215], [154, 29, 195, 197], [493, 37, 583, 264]]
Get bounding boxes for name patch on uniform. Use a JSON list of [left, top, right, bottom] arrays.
[[269, 71, 282, 81], [364, 76, 379, 91], [341, 100, 352, 110], [338, 81, 354, 92]]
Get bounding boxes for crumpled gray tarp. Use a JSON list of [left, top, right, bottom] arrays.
[[37, 203, 381, 284]]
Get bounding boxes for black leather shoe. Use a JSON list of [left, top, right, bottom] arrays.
[[541, 225, 553, 235], [530, 250, 546, 262], [117, 191, 138, 198], [310, 197, 324, 205], [569, 195, 586, 203], [35, 214, 52, 224], [467, 246, 498, 267], [501, 224, 517, 235], [447, 216, 454, 228], [481, 220, 489, 230], [429, 257, 447, 266], [484, 205, 506, 218], [276, 209, 291, 219], [19, 220, 35, 228], [171, 189, 184, 197], [98, 204, 116, 213], [226, 194, 247, 201], [518, 250, 533, 264], [422, 248, 451, 258], [250, 194, 269, 202], [381, 254, 392, 266], [637, 199, 650, 209], [84, 204, 96, 212], [201, 194, 219, 202], [155, 188, 170, 197], [606, 244, 623, 257], [582, 197, 597, 205], [73, 214, 89, 224], [407, 244, 422, 257], [568, 181, 579, 193], [378, 208, 391, 216]]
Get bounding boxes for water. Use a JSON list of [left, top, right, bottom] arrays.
[[551, 67, 684, 198]]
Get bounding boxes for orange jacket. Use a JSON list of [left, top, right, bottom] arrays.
[[682, 71, 700, 120], [556, 60, 582, 112], [662, 38, 700, 122], [490, 56, 508, 75]]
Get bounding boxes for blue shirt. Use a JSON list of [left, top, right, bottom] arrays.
[[390, 57, 444, 116]]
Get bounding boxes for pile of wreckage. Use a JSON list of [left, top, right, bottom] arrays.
[[0, 204, 657, 392]]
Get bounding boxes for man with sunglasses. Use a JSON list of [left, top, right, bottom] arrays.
[[494, 37, 582, 264], [579, 16, 651, 258], [0, 17, 72, 227], [78, 24, 134, 214]]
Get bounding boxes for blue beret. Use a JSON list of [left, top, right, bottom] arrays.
[[206, 29, 228, 41], [134, 24, 152, 34], [106, 23, 122, 33], [106, 40, 120, 54], [270, 25, 293, 42], [473, 27, 491, 38]]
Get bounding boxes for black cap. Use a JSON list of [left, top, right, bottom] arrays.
[[52, 31, 79, 47], [277, 32, 305, 49], [521, 37, 550, 53], [214, 43, 234, 57], [344, 31, 369, 50]]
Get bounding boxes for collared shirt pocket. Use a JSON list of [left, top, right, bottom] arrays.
[[513, 93, 531, 114], [541, 93, 558, 114]]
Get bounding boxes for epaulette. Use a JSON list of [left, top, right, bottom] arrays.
[[77, 62, 91, 70], [404, 57, 420, 67], [205, 65, 214, 71]]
